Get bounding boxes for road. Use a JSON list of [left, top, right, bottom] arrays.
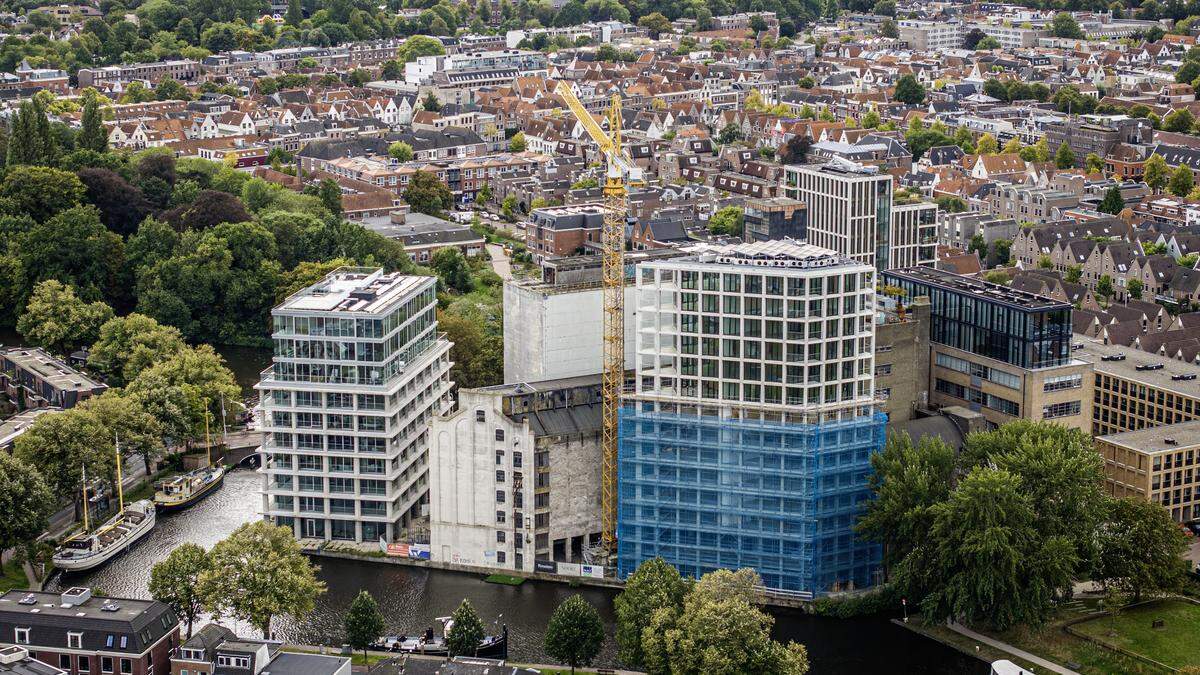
[[486, 243, 513, 281]]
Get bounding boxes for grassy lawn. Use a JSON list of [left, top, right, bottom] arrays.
[[484, 573, 526, 586], [0, 561, 29, 594], [986, 599, 1169, 675], [1071, 599, 1200, 670]]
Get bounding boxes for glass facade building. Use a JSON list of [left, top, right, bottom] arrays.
[[882, 268, 1072, 369], [618, 241, 885, 597], [617, 404, 886, 594]]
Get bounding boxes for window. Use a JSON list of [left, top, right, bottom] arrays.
[[497, 550, 506, 563], [496, 490, 506, 503], [1044, 374, 1083, 392], [496, 470, 505, 482], [60, 655, 72, 670], [121, 659, 133, 675], [68, 632, 83, 649], [105, 635, 114, 648], [102, 657, 113, 674], [14, 628, 28, 644], [475, 410, 486, 422], [1042, 401, 1082, 419], [497, 531, 506, 543], [79, 656, 90, 673], [120, 636, 128, 649], [496, 510, 506, 523], [495, 428, 505, 441]]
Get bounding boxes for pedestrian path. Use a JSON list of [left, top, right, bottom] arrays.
[[946, 622, 1081, 675]]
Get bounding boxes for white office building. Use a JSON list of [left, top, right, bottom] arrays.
[[258, 268, 453, 543], [632, 240, 878, 410], [897, 20, 963, 51], [783, 161, 936, 271]]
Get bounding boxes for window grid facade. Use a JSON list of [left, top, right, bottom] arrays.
[[619, 245, 885, 597], [259, 270, 453, 543]]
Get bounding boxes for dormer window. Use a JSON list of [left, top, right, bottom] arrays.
[[68, 631, 83, 649], [14, 627, 29, 644]]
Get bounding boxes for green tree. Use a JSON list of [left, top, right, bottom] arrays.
[[637, 11, 671, 37], [431, 246, 472, 293], [6, 99, 54, 167], [975, 133, 998, 155], [149, 543, 210, 638], [344, 590, 386, 664], [1054, 141, 1075, 169], [81, 391, 164, 474], [976, 36, 1000, 49], [1097, 274, 1114, 298], [614, 558, 690, 669], [544, 595, 605, 674], [1051, 12, 1084, 38], [440, 300, 503, 389], [893, 74, 925, 105], [0, 165, 85, 222], [718, 123, 741, 144], [1163, 108, 1196, 134], [1169, 164, 1195, 197], [1177, 60, 1200, 85], [126, 345, 240, 446], [0, 452, 53, 566], [861, 108, 881, 129], [708, 206, 744, 236], [285, 0, 302, 25], [395, 35, 446, 63], [155, 77, 191, 101], [14, 406, 116, 506], [199, 521, 326, 638], [508, 131, 527, 152], [317, 178, 342, 216], [643, 568, 809, 675], [1094, 498, 1189, 602], [1127, 278, 1144, 300], [857, 433, 955, 572], [1085, 153, 1105, 174], [911, 467, 1076, 631], [388, 141, 414, 162], [1098, 186, 1124, 215], [404, 170, 453, 216], [422, 91, 442, 112], [77, 95, 108, 153], [1144, 153, 1169, 193], [1065, 264, 1082, 283], [16, 280, 114, 356], [446, 599, 485, 656]]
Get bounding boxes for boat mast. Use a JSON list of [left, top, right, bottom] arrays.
[[204, 397, 212, 468], [81, 463, 90, 532], [115, 432, 124, 512]]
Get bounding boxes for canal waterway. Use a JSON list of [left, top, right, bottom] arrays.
[[46, 469, 987, 673]]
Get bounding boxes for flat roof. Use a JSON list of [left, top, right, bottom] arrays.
[[1097, 419, 1200, 454], [0, 348, 104, 393], [0, 408, 60, 447], [477, 373, 600, 394], [884, 267, 1070, 312], [277, 267, 432, 315], [1073, 339, 1200, 399], [0, 589, 159, 623], [663, 239, 867, 271]]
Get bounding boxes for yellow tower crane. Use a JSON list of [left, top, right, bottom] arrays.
[[553, 81, 643, 556]]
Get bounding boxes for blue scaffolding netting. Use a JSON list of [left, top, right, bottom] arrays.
[[616, 404, 886, 595]]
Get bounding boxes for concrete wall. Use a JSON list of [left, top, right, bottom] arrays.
[[429, 389, 531, 571], [542, 432, 602, 555], [875, 297, 931, 425], [503, 282, 636, 383]]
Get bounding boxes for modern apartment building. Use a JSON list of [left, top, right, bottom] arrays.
[[1075, 339, 1200, 436], [783, 161, 935, 270], [429, 376, 603, 573], [1095, 421, 1200, 522], [897, 20, 963, 51], [258, 268, 454, 543], [618, 240, 886, 596], [883, 268, 1093, 431]]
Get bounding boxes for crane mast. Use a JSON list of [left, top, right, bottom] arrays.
[[554, 82, 642, 557]]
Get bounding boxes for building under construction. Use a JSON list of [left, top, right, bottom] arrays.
[[617, 241, 886, 596]]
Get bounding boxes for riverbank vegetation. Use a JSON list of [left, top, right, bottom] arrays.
[[859, 421, 1192, 670], [614, 559, 810, 674]]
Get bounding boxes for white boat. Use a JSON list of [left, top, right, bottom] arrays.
[[52, 499, 156, 572]]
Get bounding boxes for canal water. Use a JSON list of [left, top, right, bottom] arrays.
[[47, 469, 986, 673]]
